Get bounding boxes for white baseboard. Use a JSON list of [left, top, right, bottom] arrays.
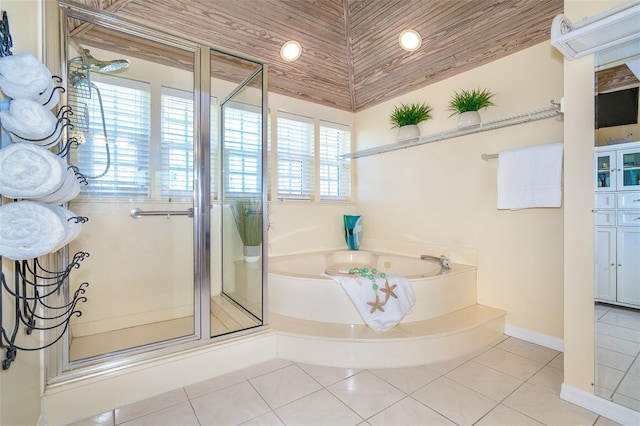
[[504, 324, 564, 352], [561, 383, 640, 426]]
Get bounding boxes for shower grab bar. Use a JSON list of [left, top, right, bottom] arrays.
[[130, 207, 194, 219]]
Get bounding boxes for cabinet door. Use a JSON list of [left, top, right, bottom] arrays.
[[595, 151, 616, 191], [617, 148, 640, 190], [617, 227, 640, 306], [595, 227, 617, 302]]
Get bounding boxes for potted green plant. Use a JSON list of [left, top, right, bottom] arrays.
[[230, 198, 263, 262], [447, 88, 495, 129], [390, 102, 433, 142]]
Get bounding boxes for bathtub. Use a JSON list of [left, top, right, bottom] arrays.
[[268, 250, 477, 325]]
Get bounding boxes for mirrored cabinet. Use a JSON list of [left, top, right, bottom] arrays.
[[594, 141, 640, 308]]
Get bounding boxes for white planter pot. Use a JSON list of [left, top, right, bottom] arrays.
[[396, 124, 420, 142], [457, 111, 481, 129], [243, 245, 261, 262]]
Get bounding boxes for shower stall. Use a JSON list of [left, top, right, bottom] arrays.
[[51, 4, 267, 377]]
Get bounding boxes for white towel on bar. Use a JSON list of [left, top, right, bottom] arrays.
[[325, 273, 415, 331], [0, 54, 53, 101], [0, 142, 67, 198], [0, 99, 60, 144], [0, 201, 80, 260], [497, 142, 564, 210], [32, 168, 81, 205]]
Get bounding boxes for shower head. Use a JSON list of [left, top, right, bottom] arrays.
[[68, 37, 130, 74]]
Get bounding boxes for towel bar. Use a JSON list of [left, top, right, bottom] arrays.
[[481, 153, 499, 161], [130, 207, 194, 219]]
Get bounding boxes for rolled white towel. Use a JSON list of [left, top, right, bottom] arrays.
[[0, 201, 79, 260], [0, 99, 61, 144], [0, 142, 66, 198], [0, 54, 53, 101], [32, 168, 81, 204]]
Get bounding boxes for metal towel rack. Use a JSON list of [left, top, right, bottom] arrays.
[[130, 207, 194, 219]]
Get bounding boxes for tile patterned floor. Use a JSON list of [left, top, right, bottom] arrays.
[[68, 336, 623, 426], [595, 303, 640, 412]]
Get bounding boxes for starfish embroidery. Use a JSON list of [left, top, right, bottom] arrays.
[[380, 280, 398, 299], [367, 294, 385, 313]]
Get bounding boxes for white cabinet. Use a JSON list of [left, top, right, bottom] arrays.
[[617, 227, 640, 306], [595, 227, 617, 302], [595, 142, 640, 308]]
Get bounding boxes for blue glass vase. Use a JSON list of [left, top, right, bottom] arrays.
[[344, 215, 362, 250]]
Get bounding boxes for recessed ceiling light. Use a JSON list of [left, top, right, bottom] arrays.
[[280, 40, 302, 61], [399, 29, 422, 51]]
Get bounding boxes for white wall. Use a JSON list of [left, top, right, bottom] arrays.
[[354, 42, 565, 340]]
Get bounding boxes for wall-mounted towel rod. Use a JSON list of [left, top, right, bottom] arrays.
[[481, 153, 499, 161]]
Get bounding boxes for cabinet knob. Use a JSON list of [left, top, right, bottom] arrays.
[[618, 264, 622, 267]]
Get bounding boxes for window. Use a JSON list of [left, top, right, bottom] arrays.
[[161, 87, 193, 199], [223, 103, 262, 196], [160, 88, 219, 200], [277, 113, 314, 200], [74, 76, 150, 198], [319, 122, 351, 200]]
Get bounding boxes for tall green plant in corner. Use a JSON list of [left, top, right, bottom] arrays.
[[230, 198, 262, 247]]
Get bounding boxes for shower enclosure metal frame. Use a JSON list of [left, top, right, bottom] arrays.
[[48, 3, 268, 383]]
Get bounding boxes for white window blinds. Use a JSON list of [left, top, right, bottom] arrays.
[[74, 76, 150, 199], [319, 121, 351, 200], [223, 103, 262, 196], [277, 112, 314, 200], [160, 88, 219, 200], [161, 87, 193, 200]]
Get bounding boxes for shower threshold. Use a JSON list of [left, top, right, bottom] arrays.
[[69, 295, 260, 361]]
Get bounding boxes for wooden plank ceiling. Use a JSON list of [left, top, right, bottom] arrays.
[[69, 0, 563, 112]]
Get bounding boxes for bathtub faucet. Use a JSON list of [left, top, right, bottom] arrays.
[[420, 254, 451, 271]]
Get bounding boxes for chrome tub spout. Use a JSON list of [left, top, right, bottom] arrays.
[[420, 254, 451, 270]]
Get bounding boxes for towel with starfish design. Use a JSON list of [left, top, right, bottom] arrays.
[[326, 273, 415, 331]]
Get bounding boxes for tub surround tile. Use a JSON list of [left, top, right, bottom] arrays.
[[274, 389, 362, 426], [250, 365, 322, 409]]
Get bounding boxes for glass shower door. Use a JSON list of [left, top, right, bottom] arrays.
[[210, 49, 265, 336], [65, 17, 198, 362]]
